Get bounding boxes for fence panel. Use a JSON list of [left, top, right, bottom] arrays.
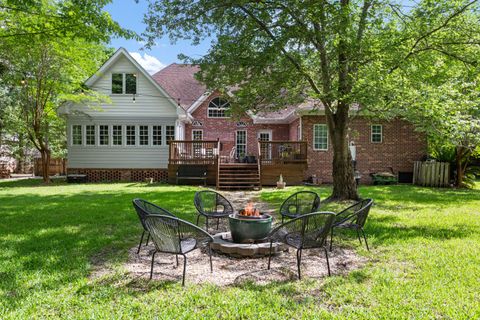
[[413, 161, 450, 187]]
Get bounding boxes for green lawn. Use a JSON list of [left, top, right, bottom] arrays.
[[0, 180, 479, 319]]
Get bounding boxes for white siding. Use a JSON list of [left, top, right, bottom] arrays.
[[65, 53, 180, 169], [66, 119, 175, 169], [69, 56, 178, 118]]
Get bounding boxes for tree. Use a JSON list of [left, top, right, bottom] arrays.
[[144, 0, 480, 200], [0, 0, 131, 182]]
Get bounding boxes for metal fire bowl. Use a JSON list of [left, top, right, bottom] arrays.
[[228, 213, 273, 244]]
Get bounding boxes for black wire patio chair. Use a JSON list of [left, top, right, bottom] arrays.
[[144, 214, 214, 286], [330, 198, 374, 251], [279, 191, 321, 223], [267, 212, 336, 279], [132, 198, 176, 254], [194, 190, 234, 231]]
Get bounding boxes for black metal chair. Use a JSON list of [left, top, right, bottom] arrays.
[[267, 212, 336, 279], [144, 214, 214, 286], [132, 198, 176, 254], [194, 190, 234, 231], [330, 198, 374, 251], [279, 191, 321, 223]]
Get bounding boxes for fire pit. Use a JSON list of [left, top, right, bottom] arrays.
[[228, 202, 273, 243]]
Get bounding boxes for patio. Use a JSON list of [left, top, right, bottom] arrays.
[[121, 190, 366, 286]]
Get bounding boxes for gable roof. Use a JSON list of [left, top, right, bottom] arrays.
[[84, 48, 181, 112], [152, 64, 207, 111]]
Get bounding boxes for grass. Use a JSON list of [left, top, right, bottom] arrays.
[[0, 180, 479, 319]]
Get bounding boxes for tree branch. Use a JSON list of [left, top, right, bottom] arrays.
[[389, 0, 479, 73], [237, 5, 322, 95]]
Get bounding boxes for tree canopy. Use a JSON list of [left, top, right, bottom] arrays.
[[0, 0, 132, 181], [144, 0, 480, 197]]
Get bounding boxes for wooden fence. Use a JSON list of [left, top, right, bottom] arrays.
[[34, 158, 67, 176], [413, 161, 450, 187]]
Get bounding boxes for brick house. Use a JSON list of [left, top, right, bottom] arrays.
[[60, 48, 426, 188]]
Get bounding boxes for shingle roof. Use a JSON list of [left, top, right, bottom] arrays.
[[151, 64, 206, 111], [151, 63, 330, 121]]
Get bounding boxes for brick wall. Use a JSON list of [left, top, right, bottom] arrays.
[[186, 92, 292, 157], [289, 118, 300, 141], [302, 115, 427, 184], [67, 168, 168, 182]]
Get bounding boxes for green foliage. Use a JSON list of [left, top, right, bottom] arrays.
[[0, 182, 479, 318], [0, 1, 132, 179], [143, 0, 480, 199]]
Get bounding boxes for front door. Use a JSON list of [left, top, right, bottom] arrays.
[[257, 131, 272, 160], [192, 129, 203, 157], [236, 130, 247, 159]]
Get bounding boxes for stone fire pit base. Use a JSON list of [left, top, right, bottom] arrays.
[[211, 232, 287, 258]]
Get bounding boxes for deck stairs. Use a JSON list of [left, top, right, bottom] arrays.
[[217, 163, 261, 190]]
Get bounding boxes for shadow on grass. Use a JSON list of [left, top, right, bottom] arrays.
[[0, 186, 203, 309], [0, 177, 68, 189]]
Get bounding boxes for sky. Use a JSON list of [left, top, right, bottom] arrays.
[[105, 0, 415, 74], [104, 0, 211, 74]]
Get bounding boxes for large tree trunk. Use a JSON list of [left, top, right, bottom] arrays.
[[328, 112, 359, 201], [40, 148, 51, 183], [455, 146, 470, 188]]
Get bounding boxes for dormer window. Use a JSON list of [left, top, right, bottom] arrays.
[[207, 97, 230, 118], [111, 73, 137, 94]]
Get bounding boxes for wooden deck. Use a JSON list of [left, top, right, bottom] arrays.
[[168, 140, 307, 188]]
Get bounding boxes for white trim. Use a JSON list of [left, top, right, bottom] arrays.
[[313, 124, 328, 151], [257, 129, 272, 141], [98, 124, 110, 147], [71, 124, 83, 146], [257, 130, 272, 159], [192, 129, 204, 140], [187, 92, 211, 114], [207, 97, 231, 119], [236, 129, 247, 157], [84, 48, 181, 112], [139, 124, 150, 147], [84, 124, 96, 147], [371, 124, 383, 143]]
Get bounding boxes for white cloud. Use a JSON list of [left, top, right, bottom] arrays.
[[129, 52, 166, 74]]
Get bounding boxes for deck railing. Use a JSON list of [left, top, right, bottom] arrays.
[[258, 141, 307, 165], [169, 140, 220, 165]]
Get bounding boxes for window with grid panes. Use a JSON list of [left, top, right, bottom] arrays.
[[207, 97, 230, 118], [86, 125, 95, 145], [72, 125, 82, 145], [371, 125, 383, 143], [152, 126, 162, 145], [99, 125, 109, 145], [166, 125, 175, 143], [139, 125, 149, 145], [313, 124, 328, 150], [113, 125, 122, 146], [126, 125, 136, 145]]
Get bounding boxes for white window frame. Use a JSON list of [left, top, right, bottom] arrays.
[[71, 125, 83, 146], [126, 125, 137, 146], [371, 124, 383, 143], [152, 125, 163, 146], [313, 124, 328, 151], [111, 73, 137, 95], [207, 97, 230, 118], [192, 129, 203, 141], [112, 125, 123, 146], [139, 125, 150, 147], [85, 124, 96, 147], [236, 130, 247, 158], [99, 124, 110, 146], [165, 125, 175, 144]]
